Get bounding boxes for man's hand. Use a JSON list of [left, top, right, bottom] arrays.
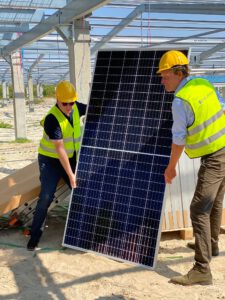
[[69, 173, 77, 189], [164, 165, 177, 184], [164, 143, 184, 184]]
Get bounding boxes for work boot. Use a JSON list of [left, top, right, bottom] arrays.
[[27, 229, 43, 251], [187, 242, 219, 256], [27, 238, 39, 251], [170, 266, 212, 286]]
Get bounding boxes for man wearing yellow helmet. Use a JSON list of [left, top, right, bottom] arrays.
[[27, 80, 86, 251], [158, 50, 225, 285]]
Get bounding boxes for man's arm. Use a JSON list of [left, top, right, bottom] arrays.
[[165, 97, 190, 184], [52, 139, 76, 188], [164, 143, 185, 184]]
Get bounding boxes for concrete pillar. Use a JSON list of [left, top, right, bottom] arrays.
[[40, 84, 43, 98], [6, 84, 9, 100], [10, 51, 27, 139], [28, 75, 34, 112], [2, 81, 7, 99], [68, 20, 91, 104], [36, 83, 40, 98], [25, 86, 29, 98], [2, 80, 7, 106]]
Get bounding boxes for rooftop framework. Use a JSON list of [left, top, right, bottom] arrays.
[[0, 0, 225, 85]]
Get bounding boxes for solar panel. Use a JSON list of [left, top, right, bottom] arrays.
[[63, 49, 181, 269]]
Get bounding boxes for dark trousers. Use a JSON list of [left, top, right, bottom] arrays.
[[190, 147, 225, 270], [30, 154, 75, 242]]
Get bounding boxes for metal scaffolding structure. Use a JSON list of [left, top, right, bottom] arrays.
[[0, 0, 225, 85]]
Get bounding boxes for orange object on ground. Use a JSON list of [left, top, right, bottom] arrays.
[[23, 228, 31, 236], [8, 215, 19, 226]]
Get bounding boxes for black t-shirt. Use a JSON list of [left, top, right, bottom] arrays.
[[44, 101, 86, 140]]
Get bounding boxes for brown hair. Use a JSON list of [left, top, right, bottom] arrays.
[[171, 65, 189, 77]]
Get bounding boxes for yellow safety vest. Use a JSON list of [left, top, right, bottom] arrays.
[[38, 104, 81, 159], [175, 78, 225, 158]]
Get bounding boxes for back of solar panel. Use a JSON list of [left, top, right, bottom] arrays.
[[63, 49, 187, 269]]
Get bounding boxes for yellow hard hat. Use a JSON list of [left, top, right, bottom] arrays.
[[56, 80, 78, 103], [157, 50, 189, 74]]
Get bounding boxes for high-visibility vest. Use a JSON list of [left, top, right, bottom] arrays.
[[38, 104, 81, 159], [175, 78, 225, 158]]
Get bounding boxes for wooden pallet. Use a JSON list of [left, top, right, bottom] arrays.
[[161, 227, 193, 240]]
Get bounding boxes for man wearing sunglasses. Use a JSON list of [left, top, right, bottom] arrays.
[[27, 80, 86, 251]]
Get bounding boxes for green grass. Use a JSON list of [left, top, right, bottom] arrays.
[[13, 138, 32, 143], [0, 122, 12, 129], [25, 98, 45, 105], [34, 98, 45, 104]]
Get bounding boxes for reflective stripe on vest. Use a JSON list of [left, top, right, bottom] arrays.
[[39, 144, 74, 156], [38, 104, 81, 159], [188, 109, 224, 136], [42, 132, 81, 144], [175, 78, 225, 158], [186, 127, 225, 150]]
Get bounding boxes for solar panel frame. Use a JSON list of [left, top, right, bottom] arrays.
[[63, 48, 188, 269]]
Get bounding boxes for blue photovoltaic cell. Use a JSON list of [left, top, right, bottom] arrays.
[[63, 49, 186, 268]]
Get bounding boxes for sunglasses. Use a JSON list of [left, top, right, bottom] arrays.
[[61, 102, 75, 107]]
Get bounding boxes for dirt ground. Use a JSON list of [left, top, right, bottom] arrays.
[[0, 100, 225, 300]]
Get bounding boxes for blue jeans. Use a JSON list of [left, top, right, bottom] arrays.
[[30, 154, 75, 241]]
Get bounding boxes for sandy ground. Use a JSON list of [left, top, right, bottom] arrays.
[[0, 100, 225, 300]]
